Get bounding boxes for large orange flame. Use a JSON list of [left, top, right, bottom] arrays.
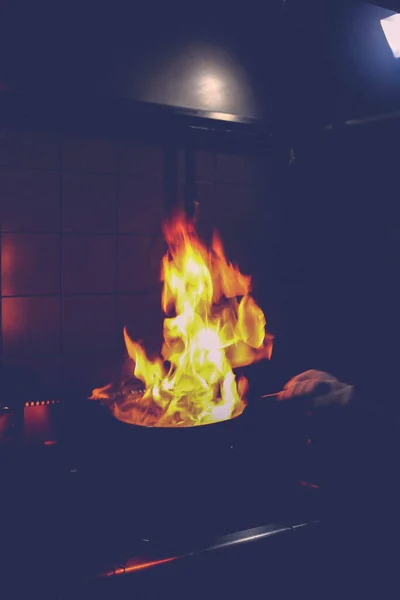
[[91, 213, 273, 427]]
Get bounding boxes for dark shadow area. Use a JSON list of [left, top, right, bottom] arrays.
[[1, 1, 400, 598]]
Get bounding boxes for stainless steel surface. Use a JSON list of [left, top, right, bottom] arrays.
[[203, 521, 318, 553], [95, 520, 319, 579]]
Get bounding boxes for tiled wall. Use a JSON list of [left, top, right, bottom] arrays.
[[0, 128, 269, 399], [195, 149, 271, 291], [0, 130, 167, 397]]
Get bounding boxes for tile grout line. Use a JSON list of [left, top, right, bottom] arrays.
[[115, 142, 121, 377], [0, 228, 2, 365], [0, 163, 165, 178], [1, 230, 165, 237], [59, 138, 64, 395], [1, 290, 162, 299]]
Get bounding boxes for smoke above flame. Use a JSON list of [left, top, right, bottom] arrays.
[[91, 212, 273, 427]]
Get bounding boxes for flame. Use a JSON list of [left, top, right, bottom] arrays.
[[91, 213, 273, 427]]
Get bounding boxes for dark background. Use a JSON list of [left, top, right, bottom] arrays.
[[1, 1, 400, 122], [0, 0, 399, 418], [0, 3, 400, 597]]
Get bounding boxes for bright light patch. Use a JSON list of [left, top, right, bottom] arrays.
[[381, 13, 400, 59], [198, 74, 225, 107]]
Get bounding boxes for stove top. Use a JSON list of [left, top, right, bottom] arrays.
[[2, 382, 399, 599], [0, 395, 323, 598]]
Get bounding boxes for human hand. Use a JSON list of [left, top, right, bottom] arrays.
[[278, 370, 354, 410]]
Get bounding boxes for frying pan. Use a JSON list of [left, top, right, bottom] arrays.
[[70, 392, 308, 552]]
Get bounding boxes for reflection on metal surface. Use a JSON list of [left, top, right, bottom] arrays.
[[140, 42, 259, 119], [325, 109, 400, 130], [24, 405, 59, 444], [94, 520, 319, 580], [25, 400, 60, 407], [204, 112, 243, 123], [0, 409, 13, 445], [100, 557, 178, 578], [198, 74, 225, 107], [299, 480, 320, 490], [204, 521, 317, 552]]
